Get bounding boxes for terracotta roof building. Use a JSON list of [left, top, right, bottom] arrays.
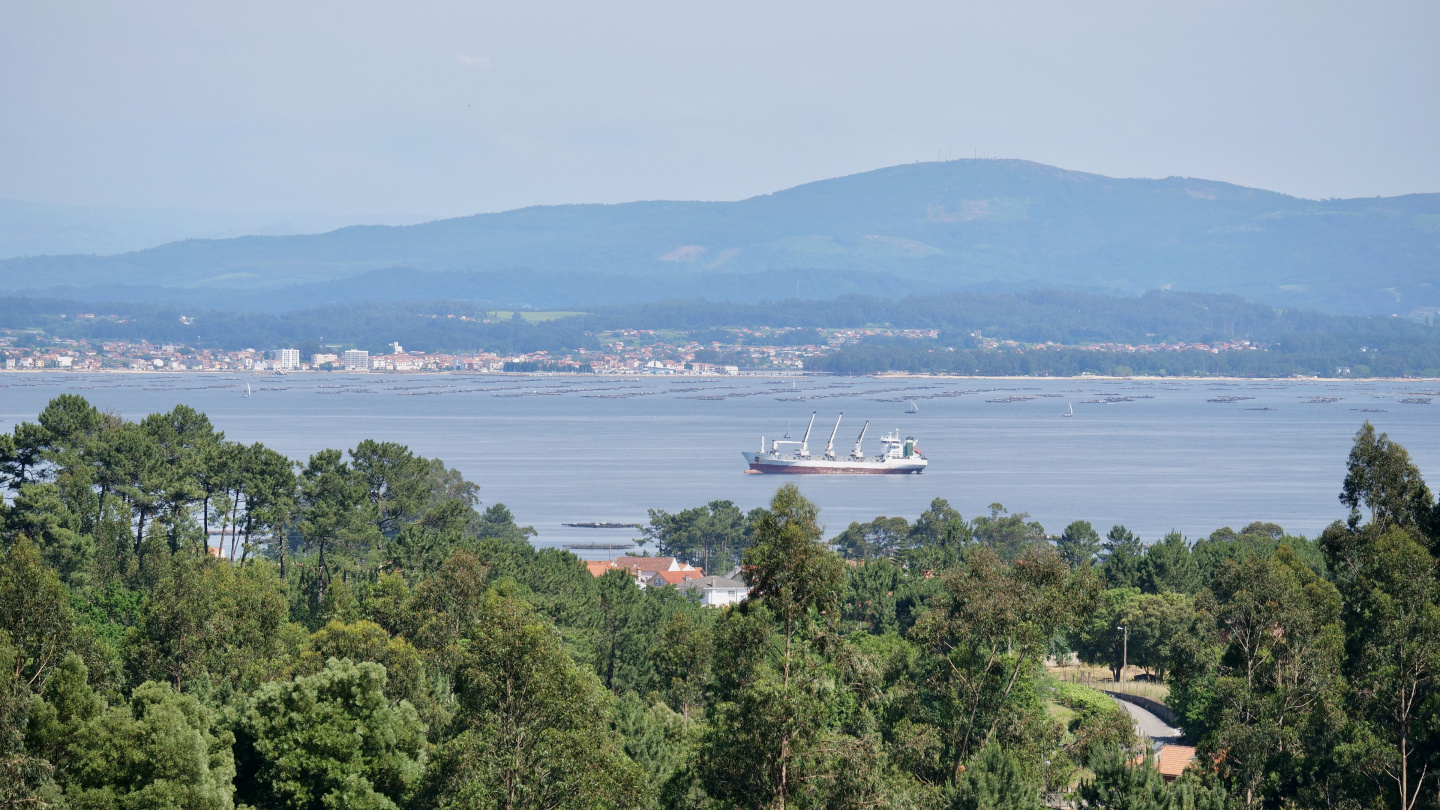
[[586, 560, 620, 577], [1156, 745, 1196, 782]]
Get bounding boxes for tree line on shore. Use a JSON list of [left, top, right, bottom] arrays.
[[4, 289, 1438, 377], [2, 395, 1439, 808]]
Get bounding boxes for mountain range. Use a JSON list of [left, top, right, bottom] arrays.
[[2, 160, 1436, 316]]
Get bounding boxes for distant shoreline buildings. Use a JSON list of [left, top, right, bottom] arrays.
[[0, 324, 1271, 376]]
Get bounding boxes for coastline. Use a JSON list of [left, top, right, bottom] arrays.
[[1, 369, 1435, 382]]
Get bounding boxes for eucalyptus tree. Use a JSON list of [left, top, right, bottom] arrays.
[[0, 537, 74, 689], [697, 484, 852, 810], [417, 592, 647, 810], [1320, 422, 1440, 810], [910, 544, 1098, 784], [972, 503, 1047, 561], [1179, 546, 1344, 807], [831, 515, 910, 560]]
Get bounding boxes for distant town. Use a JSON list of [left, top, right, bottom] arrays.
[[0, 325, 1264, 374]]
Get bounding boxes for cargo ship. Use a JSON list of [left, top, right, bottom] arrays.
[[742, 413, 927, 474]]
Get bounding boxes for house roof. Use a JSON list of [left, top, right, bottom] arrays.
[[615, 556, 678, 572], [615, 556, 703, 575], [651, 569, 705, 586], [675, 575, 749, 592], [586, 560, 619, 577], [1156, 745, 1196, 781]]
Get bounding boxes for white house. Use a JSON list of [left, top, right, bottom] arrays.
[[675, 575, 750, 608]]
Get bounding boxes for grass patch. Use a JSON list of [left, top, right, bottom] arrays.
[[1046, 701, 1078, 723], [1049, 678, 1126, 719], [487, 310, 587, 323]]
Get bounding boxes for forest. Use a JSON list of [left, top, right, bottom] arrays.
[[2, 395, 1440, 809]]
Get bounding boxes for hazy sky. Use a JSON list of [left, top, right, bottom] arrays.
[[3, 0, 1437, 218]]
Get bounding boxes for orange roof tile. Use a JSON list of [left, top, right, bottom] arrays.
[[651, 569, 704, 586], [615, 556, 677, 572], [1157, 745, 1196, 781]]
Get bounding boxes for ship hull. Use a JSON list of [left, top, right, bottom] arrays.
[[741, 452, 926, 475]]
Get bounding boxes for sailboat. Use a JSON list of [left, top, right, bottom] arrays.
[[244, 383, 252, 398], [1063, 401, 1074, 418], [906, 400, 920, 414]]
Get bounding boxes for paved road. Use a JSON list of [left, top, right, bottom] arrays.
[[1112, 697, 1184, 746]]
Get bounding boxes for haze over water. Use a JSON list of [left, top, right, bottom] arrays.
[[3, 374, 1436, 553]]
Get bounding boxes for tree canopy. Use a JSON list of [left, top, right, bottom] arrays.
[[1, 400, 1438, 809]]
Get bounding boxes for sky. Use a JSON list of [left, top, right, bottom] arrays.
[[2, 0, 1438, 219]]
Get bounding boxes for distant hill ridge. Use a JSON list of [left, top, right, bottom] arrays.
[[2, 159, 1436, 315]]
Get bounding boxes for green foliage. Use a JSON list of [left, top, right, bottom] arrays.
[[4, 394, 1440, 810], [650, 609, 713, 719], [126, 556, 288, 694], [910, 544, 1098, 783], [643, 500, 752, 573], [0, 536, 75, 690], [833, 515, 911, 560], [1139, 532, 1200, 595], [58, 679, 237, 810], [1102, 526, 1144, 590], [612, 693, 698, 787], [1077, 744, 1226, 810], [952, 743, 1042, 810], [1341, 421, 1436, 535], [1073, 588, 1140, 682], [1, 633, 57, 807], [238, 657, 426, 810], [1058, 520, 1102, 569], [743, 484, 848, 659], [972, 503, 1047, 561], [416, 591, 648, 810]]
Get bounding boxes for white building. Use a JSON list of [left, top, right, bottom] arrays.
[[342, 349, 370, 372], [675, 575, 750, 608], [274, 348, 301, 370], [312, 352, 340, 367]]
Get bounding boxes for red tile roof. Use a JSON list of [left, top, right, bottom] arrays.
[[614, 556, 703, 576], [651, 569, 704, 586], [1156, 745, 1196, 782], [586, 560, 619, 577], [616, 556, 678, 572]]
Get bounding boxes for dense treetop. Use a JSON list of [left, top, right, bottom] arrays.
[[2, 396, 1439, 808]]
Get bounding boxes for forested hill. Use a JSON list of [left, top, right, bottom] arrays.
[[3, 397, 1440, 807], [3, 159, 1437, 316]]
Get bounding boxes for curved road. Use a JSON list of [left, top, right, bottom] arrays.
[[1112, 697, 1184, 747]]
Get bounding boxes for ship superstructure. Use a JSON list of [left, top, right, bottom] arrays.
[[741, 413, 927, 474]]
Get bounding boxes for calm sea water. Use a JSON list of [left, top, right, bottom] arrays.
[[3, 373, 1437, 555]]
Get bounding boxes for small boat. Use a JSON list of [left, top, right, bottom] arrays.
[[1063, 402, 1074, 418], [906, 400, 919, 414]]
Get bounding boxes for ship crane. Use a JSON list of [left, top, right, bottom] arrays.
[[769, 412, 817, 457], [850, 421, 870, 460], [824, 414, 843, 460]]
